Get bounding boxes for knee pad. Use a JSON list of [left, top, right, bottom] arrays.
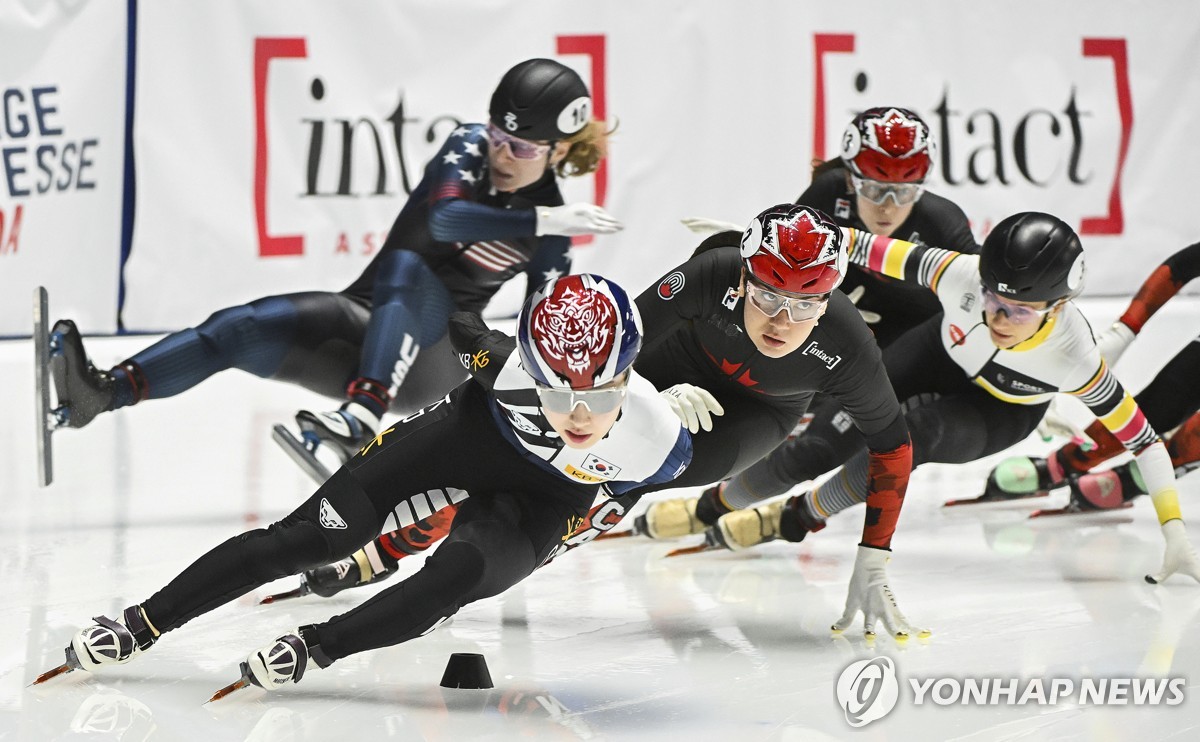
[[779, 435, 842, 483]]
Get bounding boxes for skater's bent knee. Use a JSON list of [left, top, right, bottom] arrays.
[[420, 538, 489, 595], [779, 437, 842, 482], [374, 251, 430, 295]]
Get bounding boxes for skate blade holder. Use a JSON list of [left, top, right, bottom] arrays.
[[271, 424, 335, 485], [207, 663, 256, 703], [34, 286, 69, 487], [30, 645, 84, 686], [44, 332, 71, 432]]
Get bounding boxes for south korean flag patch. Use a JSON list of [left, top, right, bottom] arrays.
[[580, 453, 621, 481]]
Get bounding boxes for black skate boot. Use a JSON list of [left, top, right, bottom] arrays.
[[984, 455, 1064, 498], [262, 512, 459, 604], [1068, 462, 1145, 511], [48, 320, 115, 430], [947, 454, 1068, 506], [304, 546, 399, 598], [274, 402, 380, 484]]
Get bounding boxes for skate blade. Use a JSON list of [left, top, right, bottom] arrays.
[[34, 287, 54, 487], [943, 491, 1048, 506], [664, 542, 721, 558], [206, 678, 251, 703], [271, 424, 334, 485], [259, 582, 311, 604], [30, 663, 74, 686], [1029, 502, 1133, 519], [594, 530, 637, 541]]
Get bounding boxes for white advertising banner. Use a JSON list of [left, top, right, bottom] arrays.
[[0, 0, 127, 335], [126, 1, 1200, 330]]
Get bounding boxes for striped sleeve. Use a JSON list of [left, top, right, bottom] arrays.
[[1071, 362, 1183, 524], [1069, 362, 1160, 453], [842, 227, 962, 291]]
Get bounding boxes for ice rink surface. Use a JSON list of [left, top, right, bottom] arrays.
[[2, 298, 1198, 741]]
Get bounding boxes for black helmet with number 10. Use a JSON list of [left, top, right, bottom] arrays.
[[980, 212, 1085, 303], [490, 59, 592, 142]]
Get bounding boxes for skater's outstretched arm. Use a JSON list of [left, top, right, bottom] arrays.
[[1102, 241, 1200, 360], [1067, 359, 1200, 583], [840, 226, 968, 294]]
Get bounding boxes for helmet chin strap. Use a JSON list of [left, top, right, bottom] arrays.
[[543, 140, 561, 172]]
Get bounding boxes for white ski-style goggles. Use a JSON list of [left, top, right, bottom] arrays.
[[851, 174, 925, 206], [536, 384, 627, 414]]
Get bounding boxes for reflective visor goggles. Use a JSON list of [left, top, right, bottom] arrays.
[[980, 285, 1059, 324], [536, 384, 627, 414], [850, 174, 925, 206], [486, 122, 553, 160], [744, 281, 828, 323]]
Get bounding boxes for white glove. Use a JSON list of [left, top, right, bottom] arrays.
[[1147, 520, 1200, 584], [1036, 395, 1094, 444], [680, 216, 744, 235], [832, 545, 929, 640], [535, 204, 623, 237], [845, 285, 881, 324], [1096, 321, 1136, 366], [661, 383, 725, 433]]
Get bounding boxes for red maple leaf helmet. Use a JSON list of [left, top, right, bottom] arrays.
[[840, 106, 934, 183], [740, 205, 847, 295]]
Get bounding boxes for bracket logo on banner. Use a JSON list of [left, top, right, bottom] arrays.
[[811, 33, 1133, 239]]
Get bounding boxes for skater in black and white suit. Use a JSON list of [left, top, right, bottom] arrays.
[[48, 275, 694, 691]]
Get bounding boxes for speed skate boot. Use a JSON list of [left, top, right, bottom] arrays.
[[48, 320, 116, 429], [1067, 462, 1146, 511], [294, 402, 380, 465], [635, 496, 702, 539], [264, 509, 457, 603], [306, 509, 455, 597], [634, 484, 733, 539], [68, 606, 157, 673], [982, 454, 1067, 500], [709, 495, 826, 551], [304, 545, 399, 598], [243, 627, 333, 691]]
